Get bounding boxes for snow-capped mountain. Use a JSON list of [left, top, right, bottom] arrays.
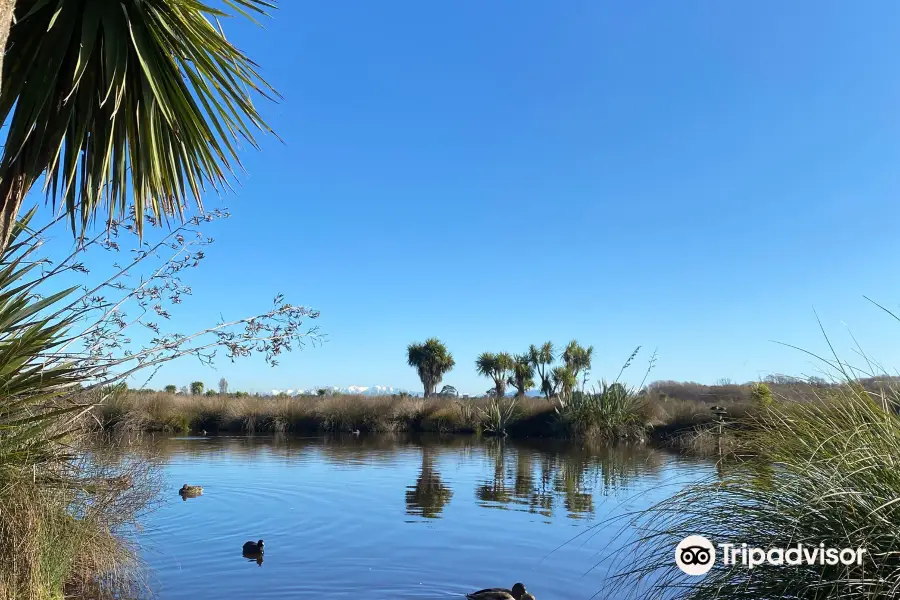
[[269, 385, 409, 396]]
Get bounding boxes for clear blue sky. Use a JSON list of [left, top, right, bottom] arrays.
[[33, 1, 900, 394]]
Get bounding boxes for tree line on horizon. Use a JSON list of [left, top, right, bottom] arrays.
[[157, 347, 887, 402], [406, 338, 595, 399]]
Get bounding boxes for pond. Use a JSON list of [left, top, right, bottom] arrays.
[[131, 434, 714, 599]]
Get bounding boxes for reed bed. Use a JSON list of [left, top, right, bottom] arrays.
[[95, 389, 759, 444], [96, 392, 573, 437], [0, 445, 159, 600]]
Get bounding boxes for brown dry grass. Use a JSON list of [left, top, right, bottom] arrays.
[[97, 392, 562, 437], [97, 388, 777, 448], [0, 446, 158, 600]]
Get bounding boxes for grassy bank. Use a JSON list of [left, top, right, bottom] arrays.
[[602, 375, 900, 599], [103, 376, 896, 447], [95, 384, 755, 443], [0, 459, 157, 600], [97, 390, 561, 436]]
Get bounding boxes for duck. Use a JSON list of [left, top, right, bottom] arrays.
[[178, 484, 203, 496], [467, 583, 534, 600], [242, 539, 264, 554]]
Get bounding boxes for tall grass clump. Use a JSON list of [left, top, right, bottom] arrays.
[[476, 397, 519, 436], [553, 348, 654, 440], [607, 375, 900, 599], [555, 382, 647, 440]]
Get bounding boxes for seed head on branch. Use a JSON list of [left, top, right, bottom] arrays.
[[13, 206, 321, 392]]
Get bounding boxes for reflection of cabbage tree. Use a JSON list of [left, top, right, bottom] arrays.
[[553, 456, 593, 517], [405, 447, 453, 518], [476, 439, 513, 504], [526, 456, 555, 517], [516, 448, 555, 518], [546, 445, 666, 516], [595, 445, 666, 493], [514, 448, 535, 497]]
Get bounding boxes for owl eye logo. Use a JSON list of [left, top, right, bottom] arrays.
[[679, 546, 712, 565], [675, 536, 715, 575]]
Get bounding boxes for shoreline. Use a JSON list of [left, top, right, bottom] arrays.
[[95, 389, 750, 450]]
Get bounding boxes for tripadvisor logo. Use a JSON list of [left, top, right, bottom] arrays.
[[675, 535, 715, 575], [675, 536, 867, 575]]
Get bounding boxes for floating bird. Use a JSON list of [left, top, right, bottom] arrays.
[[242, 539, 264, 566], [467, 583, 534, 600], [178, 484, 203, 497]]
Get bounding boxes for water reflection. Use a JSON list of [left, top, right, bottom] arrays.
[[468, 439, 668, 520], [108, 432, 671, 523], [116, 432, 712, 600], [405, 447, 454, 518]]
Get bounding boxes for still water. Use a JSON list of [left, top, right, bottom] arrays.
[[133, 434, 713, 599]]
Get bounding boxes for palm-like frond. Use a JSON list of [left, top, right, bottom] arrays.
[[508, 353, 535, 396], [552, 366, 576, 396], [475, 352, 497, 378], [476, 396, 518, 435], [539, 341, 555, 365], [529, 341, 555, 400], [562, 339, 593, 379], [0, 209, 97, 479], [495, 352, 514, 372], [477, 351, 514, 398], [1, 0, 278, 240]]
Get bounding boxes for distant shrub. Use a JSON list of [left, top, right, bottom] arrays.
[[438, 385, 458, 397], [190, 381, 204, 395], [749, 382, 773, 407], [164, 384, 177, 394]]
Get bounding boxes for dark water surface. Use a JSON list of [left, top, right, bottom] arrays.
[[132, 434, 713, 599]]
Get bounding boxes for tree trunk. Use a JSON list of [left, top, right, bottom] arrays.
[[0, 173, 26, 251], [0, 0, 14, 94], [0, 1, 20, 252]]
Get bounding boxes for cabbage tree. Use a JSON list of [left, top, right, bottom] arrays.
[[528, 342, 555, 400], [407, 338, 455, 398], [0, 0, 277, 250], [476, 352, 514, 399]]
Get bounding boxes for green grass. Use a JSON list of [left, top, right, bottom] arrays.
[[605, 378, 900, 599], [554, 382, 648, 440]]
